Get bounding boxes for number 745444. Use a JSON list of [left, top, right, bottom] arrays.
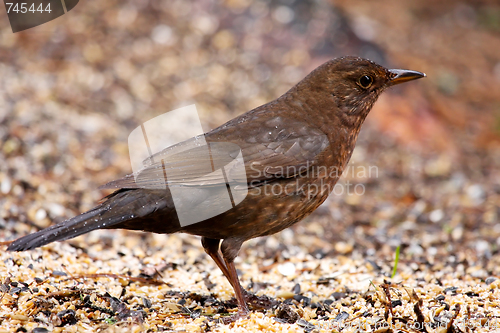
[[6, 2, 52, 13]]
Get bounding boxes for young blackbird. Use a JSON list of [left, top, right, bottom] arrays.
[[7, 56, 425, 321]]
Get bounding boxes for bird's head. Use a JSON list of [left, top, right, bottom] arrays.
[[297, 56, 425, 126]]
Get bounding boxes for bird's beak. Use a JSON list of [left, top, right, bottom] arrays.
[[388, 69, 426, 86]]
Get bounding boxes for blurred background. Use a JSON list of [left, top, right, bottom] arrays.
[[1, 0, 499, 270]]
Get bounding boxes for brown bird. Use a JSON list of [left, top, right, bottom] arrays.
[[7, 56, 425, 321]]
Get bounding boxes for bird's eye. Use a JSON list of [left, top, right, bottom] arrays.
[[358, 75, 373, 89]]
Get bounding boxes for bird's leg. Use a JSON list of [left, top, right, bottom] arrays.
[[202, 237, 250, 322], [223, 257, 250, 318], [201, 237, 233, 287], [220, 239, 249, 321]]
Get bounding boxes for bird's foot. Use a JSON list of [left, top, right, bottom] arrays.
[[219, 308, 250, 324], [243, 290, 279, 310]]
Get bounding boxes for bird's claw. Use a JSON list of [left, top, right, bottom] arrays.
[[219, 309, 250, 324]]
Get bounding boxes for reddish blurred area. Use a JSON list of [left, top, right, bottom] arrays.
[[335, 0, 500, 153]]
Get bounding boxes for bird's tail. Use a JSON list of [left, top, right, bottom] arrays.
[[7, 189, 172, 251]]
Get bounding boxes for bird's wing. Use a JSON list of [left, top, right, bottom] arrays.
[[99, 115, 329, 190]]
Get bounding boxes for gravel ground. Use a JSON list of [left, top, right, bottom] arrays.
[[1, 0, 500, 332]]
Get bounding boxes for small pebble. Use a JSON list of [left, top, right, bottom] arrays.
[[1, 177, 12, 194], [32, 328, 50, 333], [35, 208, 47, 221], [334, 311, 349, 322], [486, 277, 497, 285], [277, 262, 296, 277]]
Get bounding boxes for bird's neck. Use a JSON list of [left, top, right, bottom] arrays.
[[279, 87, 370, 172]]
